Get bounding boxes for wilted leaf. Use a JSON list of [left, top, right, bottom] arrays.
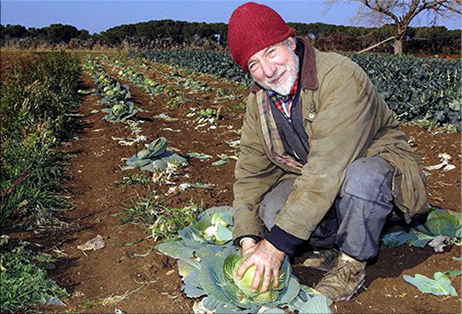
[[443, 269, 462, 278], [299, 295, 333, 314], [381, 231, 417, 247], [184, 152, 213, 159], [212, 160, 228, 166], [403, 272, 457, 296]]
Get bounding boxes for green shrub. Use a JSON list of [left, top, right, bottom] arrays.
[[0, 51, 80, 228], [0, 139, 70, 228], [0, 239, 68, 312], [1, 51, 81, 143]]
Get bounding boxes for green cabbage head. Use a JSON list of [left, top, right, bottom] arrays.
[[223, 253, 288, 304]]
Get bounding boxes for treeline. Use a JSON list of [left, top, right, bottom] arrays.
[[1, 24, 90, 42], [1, 20, 460, 55]]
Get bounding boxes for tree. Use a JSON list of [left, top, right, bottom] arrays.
[[1, 24, 28, 39], [327, 0, 461, 54], [44, 24, 79, 44]]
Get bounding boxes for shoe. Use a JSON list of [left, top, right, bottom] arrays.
[[314, 252, 366, 301], [302, 248, 341, 271]]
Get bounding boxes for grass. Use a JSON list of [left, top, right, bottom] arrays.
[[114, 172, 151, 189], [403, 119, 459, 133], [116, 190, 202, 241], [83, 299, 101, 309], [1, 138, 71, 229], [1, 51, 81, 312], [167, 91, 190, 108], [230, 103, 247, 110], [0, 238, 68, 312], [1, 52, 80, 229]]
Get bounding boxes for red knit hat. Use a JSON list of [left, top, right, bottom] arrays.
[[228, 2, 295, 72]]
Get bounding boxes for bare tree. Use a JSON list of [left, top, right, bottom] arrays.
[[326, 0, 461, 54]]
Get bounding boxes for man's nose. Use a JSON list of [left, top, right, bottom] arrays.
[[261, 60, 276, 78]]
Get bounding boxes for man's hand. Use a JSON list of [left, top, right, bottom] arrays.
[[241, 238, 257, 256], [237, 239, 285, 293]]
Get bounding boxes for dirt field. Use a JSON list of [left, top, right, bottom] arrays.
[[3, 51, 461, 313]]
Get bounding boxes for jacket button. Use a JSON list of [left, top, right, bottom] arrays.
[[308, 113, 315, 119]]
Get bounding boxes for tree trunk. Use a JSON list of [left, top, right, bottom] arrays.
[[394, 38, 404, 55]]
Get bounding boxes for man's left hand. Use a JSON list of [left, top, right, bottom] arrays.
[[236, 239, 285, 293]]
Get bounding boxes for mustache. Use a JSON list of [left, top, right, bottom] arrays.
[[264, 68, 286, 85]]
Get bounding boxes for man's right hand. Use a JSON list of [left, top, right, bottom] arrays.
[[241, 238, 257, 256], [237, 239, 286, 293]]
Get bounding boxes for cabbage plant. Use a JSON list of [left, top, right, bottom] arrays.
[[122, 137, 188, 174], [156, 206, 234, 260], [381, 208, 461, 252], [222, 253, 289, 305], [101, 101, 141, 123], [177, 247, 332, 314], [157, 207, 333, 313]]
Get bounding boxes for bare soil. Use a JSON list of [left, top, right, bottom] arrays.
[[3, 51, 461, 313]]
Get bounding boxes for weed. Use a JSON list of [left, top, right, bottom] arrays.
[[230, 103, 246, 110], [118, 189, 164, 225], [118, 191, 202, 240], [0, 239, 68, 312], [150, 200, 202, 241], [167, 92, 190, 108], [114, 172, 151, 189], [404, 120, 458, 133], [216, 88, 243, 101], [83, 299, 101, 309], [1, 141, 71, 229]]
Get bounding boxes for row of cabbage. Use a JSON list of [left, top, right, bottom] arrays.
[[137, 50, 460, 130], [83, 56, 143, 123], [1, 52, 81, 311], [82, 56, 190, 179]]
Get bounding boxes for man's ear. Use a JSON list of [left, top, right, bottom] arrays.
[[287, 37, 296, 50]]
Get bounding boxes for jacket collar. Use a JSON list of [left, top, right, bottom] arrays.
[[250, 36, 318, 93]]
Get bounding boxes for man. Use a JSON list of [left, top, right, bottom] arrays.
[[228, 2, 427, 301]]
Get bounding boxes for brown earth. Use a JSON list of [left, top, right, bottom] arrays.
[[2, 51, 461, 314]]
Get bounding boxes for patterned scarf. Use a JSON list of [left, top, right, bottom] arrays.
[[257, 89, 304, 169], [266, 80, 299, 120]]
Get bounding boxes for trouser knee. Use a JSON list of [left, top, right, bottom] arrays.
[[335, 156, 395, 260], [259, 178, 296, 231], [340, 156, 394, 205]]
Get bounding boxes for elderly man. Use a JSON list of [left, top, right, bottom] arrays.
[[228, 2, 427, 301]]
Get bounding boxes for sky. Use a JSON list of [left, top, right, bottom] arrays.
[[1, 0, 461, 34]]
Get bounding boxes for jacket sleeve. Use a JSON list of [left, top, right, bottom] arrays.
[[233, 93, 285, 242], [272, 56, 383, 241]]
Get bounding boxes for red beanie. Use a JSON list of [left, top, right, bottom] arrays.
[[228, 2, 295, 72]]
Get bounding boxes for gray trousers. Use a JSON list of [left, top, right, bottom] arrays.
[[259, 156, 394, 261]]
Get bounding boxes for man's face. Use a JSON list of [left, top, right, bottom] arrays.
[[247, 37, 299, 95]]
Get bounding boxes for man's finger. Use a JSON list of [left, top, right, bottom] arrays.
[[236, 258, 253, 280], [272, 269, 280, 289], [251, 267, 263, 293], [260, 268, 273, 293]]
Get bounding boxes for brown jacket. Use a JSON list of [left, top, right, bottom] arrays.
[[233, 36, 427, 242]]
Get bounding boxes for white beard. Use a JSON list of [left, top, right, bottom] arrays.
[[256, 49, 299, 96]]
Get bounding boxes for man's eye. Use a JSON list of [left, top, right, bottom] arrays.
[[249, 63, 257, 71], [267, 49, 277, 57]]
